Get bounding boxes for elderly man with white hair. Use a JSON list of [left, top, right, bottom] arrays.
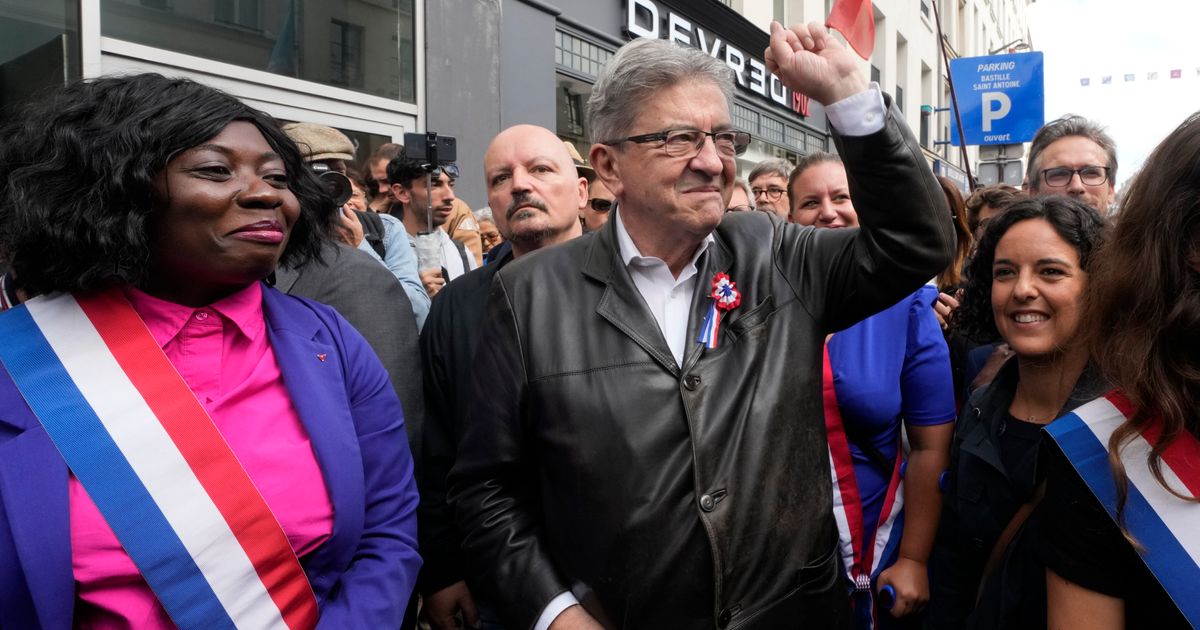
[[450, 23, 954, 630]]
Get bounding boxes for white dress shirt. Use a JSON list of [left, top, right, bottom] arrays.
[[615, 211, 715, 366]]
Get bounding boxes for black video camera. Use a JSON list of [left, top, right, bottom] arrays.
[[308, 162, 353, 207]]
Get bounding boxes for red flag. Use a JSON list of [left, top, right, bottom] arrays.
[[826, 0, 875, 60]]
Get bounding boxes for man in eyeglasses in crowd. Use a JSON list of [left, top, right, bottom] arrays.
[[388, 157, 478, 297], [748, 158, 794, 218], [580, 178, 615, 232], [1025, 114, 1118, 214], [449, 26, 953, 630]]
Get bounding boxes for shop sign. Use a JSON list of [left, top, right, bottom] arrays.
[[625, 0, 810, 118]]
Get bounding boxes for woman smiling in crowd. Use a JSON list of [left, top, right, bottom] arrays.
[[1040, 112, 1200, 629], [0, 74, 419, 628], [789, 152, 957, 627], [930, 196, 1106, 629]]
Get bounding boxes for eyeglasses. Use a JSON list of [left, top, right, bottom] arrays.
[[751, 186, 787, 202], [603, 128, 751, 158], [589, 198, 613, 213], [1040, 165, 1110, 188], [419, 163, 460, 180]]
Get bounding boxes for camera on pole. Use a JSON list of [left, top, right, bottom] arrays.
[[403, 131, 458, 235]]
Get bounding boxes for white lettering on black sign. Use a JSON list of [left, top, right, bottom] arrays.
[[625, 0, 809, 117]]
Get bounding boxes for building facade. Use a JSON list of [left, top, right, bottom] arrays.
[[0, 0, 1030, 205], [727, 0, 1033, 191], [1, 0, 423, 176], [427, 0, 834, 206]]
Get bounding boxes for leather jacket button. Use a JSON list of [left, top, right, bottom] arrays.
[[717, 607, 732, 628], [699, 494, 716, 512], [683, 374, 701, 391]]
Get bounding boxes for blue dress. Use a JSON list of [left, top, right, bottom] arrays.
[[828, 284, 956, 626]]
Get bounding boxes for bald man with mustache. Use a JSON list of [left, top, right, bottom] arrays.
[[417, 124, 586, 630]]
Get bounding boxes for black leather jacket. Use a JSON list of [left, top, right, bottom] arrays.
[[448, 99, 954, 630]]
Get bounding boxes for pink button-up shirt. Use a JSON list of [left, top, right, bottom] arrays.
[[70, 283, 334, 628]]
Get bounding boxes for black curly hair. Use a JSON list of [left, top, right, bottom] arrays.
[[385, 155, 428, 188], [0, 73, 334, 298], [952, 195, 1106, 343]]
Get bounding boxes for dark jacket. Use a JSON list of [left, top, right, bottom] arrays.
[[418, 241, 513, 594], [276, 242, 426, 466], [448, 98, 955, 630], [928, 359, 1106, 629]]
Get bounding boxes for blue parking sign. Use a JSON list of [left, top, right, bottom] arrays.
[[950, 52, 1044, 146]]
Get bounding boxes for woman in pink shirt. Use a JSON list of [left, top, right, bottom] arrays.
[[0, 74, 420, 629]]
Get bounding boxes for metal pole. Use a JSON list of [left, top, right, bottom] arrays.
[[931, 0, 976, 190], [426, 131, 438, 234], [425, 170, 433, 234]]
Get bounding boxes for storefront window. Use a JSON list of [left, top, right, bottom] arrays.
[[556, 74, 592, 154], [0, 0, 80, 113], [555, 29, 611, 81], [733, 103, 760, 135], [760, 116, 785, 144], [100, 0, 416, 103]]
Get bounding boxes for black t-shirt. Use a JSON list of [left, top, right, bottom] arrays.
[[1001, 413, 1044, 501], [1038, 444, 1191, 629]]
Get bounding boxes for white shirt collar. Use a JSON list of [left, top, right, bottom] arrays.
[[613, 208, 714, 271]]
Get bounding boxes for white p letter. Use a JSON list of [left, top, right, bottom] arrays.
[[981, 92, 1011, 132]]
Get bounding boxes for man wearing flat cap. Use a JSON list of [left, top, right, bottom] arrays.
[[564, 140, 614, 233], [282, 122, 429, 328]]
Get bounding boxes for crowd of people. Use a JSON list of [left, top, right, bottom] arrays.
[[0, 18, 1196, 630]]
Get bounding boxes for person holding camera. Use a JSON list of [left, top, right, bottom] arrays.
[[282, 123, 430, 329], [387, 156, 477, 298]]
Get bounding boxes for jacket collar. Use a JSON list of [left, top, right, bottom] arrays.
[[959, 357, 1020, 476], [260, 286, 364, 602], [0, 361, 75, 629], [582, 210, 732, 377], [681, 230, 732, 372], [960, 357, 1109, 477]]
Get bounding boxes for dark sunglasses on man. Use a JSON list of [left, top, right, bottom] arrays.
[[588, 198, 613, 213]]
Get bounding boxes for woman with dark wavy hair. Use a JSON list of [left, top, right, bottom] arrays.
[[1040, 113, 1200, 628], [0, 74, 420, 628], [934, 176, 972, 293], [929, 196, 1106, 630]]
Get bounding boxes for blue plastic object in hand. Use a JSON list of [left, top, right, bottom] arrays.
[[878, 584, 896, 610]]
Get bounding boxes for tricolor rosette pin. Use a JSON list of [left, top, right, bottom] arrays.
[[697, 272, 741, 349]]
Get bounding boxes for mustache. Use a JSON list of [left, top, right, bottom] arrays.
[[505, 192, 550, 220]]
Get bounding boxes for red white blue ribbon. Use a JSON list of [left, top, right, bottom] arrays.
[[1045, 392, 1200, 624], [696, 273, 741, 350], [0, 290, 318, 630], [823, 346, 905, 629]]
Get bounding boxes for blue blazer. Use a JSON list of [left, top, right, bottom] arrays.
[[0, 285, 421, 629]]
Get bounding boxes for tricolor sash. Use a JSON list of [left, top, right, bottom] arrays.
[[1045, 392, 1200, 625], [0, 290, 318, 630], [823, 347, 905, 629]]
